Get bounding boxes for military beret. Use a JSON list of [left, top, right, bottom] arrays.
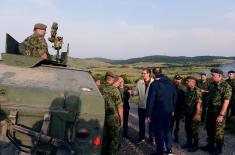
[[228, 70, 235, 74], [200, 72, 206, 76], [210, 68, 223, 75], [105, 71, 115, 78], [34, 23, 47, 30], [174, 74, 182, 80], [186, 76, 197, 81]]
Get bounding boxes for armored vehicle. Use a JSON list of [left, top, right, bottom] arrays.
[[0, 27, 105, 154]]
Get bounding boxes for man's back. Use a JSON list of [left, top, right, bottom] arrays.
[[147, 76, 177, 117]]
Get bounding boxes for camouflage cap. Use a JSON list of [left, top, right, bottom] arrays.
[[228, 70, 235, 74], [34, 23, 47, 30], [105, 71, 115, 78], [210, 68, 223, 75], [186, 76, 197, 81], [174, 74, 182, 80]]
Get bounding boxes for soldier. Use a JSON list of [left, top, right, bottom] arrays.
[[197, 72, 210, 123], [225, 70, 235, 122], [100, 71, 123, 155], [19, 23, 50, 59], [170, 74, 186, 142], [201, 68, 232, 154], [183, 76, 202, 152], [113, 77, 131, 138]]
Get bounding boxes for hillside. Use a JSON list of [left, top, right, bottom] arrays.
[[85, 55, 235, 64]]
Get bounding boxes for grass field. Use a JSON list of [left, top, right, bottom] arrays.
[[68, 57, 235, 134], [74, 58, 234, 85]]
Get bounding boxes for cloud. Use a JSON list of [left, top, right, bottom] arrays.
[[27, 0, 53, 7], [224, 12, 235, 21], [1, 3, 235, 59]]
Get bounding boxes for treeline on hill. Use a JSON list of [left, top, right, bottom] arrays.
[[86, 55, 235, 64]]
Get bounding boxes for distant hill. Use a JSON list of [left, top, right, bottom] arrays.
[[85, 55, 235, 64]]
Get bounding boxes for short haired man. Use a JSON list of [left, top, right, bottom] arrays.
[[147, 67, 177, 155], [113, 77, 131, 138], [183, 76, 202, 152], [131, 68, 154, 144], [19, 23, 49, 59], [225, 70, 235, 121], [100, 71, 123, 155], [170, 74, 186, 142], [197, 72, 210, 123], [201, 68, 232, 154]]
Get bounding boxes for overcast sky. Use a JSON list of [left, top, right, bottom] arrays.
[[0, 0, 235, 59]]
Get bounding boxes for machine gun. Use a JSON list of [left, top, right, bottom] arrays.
[[48, 22, 68, 65]]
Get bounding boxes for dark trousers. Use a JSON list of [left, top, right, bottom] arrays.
[[153, 113, 172, 155], [170, 114, 181, 137], [138, 108, 146, 140], [149, 121, 154, 139], [201, 97, 208, 122], [123, 107, 130, 136]]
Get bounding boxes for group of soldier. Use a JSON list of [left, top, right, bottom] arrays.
[[172, 69, 235, 155], [18, 22, 235, 155], [96, 67, 235, 155]]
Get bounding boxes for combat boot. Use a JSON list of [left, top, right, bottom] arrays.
[[187, 142, 198, 152], [181, 138, 192, 149], [201, 143, 214, 153], [213, 145, 222, 155]]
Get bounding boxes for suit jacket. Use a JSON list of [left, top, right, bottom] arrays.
[[147, 76, 177, 118]]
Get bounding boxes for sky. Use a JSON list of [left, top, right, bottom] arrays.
[[0, 0, 235, 59]]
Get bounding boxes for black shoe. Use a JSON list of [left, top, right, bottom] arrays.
[[214, 146, 222, 155], [137, 139, 145, 144], [123, 132, 128, 138], [166, 149, 174, 155], [201, 144, 214, 153], [187, 145, 198, 152]]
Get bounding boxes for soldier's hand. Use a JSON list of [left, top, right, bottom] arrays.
[[120, 121, 123, 128], [193, 115, 200, 122], [216, 115, 223, 124], [40, 52, 48, 59]]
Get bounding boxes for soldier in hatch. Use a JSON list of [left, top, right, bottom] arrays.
[[19, 23, 50, 59]]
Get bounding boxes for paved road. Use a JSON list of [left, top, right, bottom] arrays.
[[118, 103, 235, 155]]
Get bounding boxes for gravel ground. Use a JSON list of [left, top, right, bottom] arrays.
[[118, 103, 235, 155]]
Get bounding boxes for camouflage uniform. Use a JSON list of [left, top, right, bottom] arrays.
[[184, 86, 202, 148], [197, 79, 210, 122], [100, 82, 123, 155], [225, 78, 235, 117], [206, 80, 232, 150], [19, 33, 49, 57]]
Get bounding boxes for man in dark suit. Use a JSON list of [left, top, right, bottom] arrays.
[[147, 67, 177, 155]]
